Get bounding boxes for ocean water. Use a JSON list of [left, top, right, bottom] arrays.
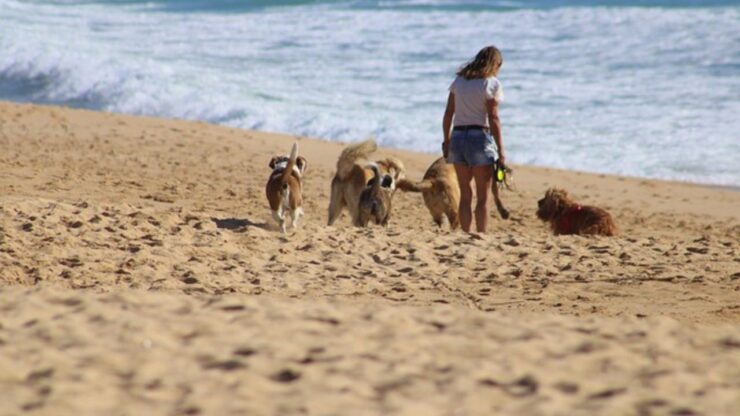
[[1, 0, 738, 186]]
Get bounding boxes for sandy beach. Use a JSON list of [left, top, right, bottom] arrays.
[[0, 101, 738, 415]]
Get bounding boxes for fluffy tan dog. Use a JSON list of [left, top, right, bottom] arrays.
[[397, 157, 460, 229], [536, 188, 617, 236], [265, 142, 307, 233], [327, 139, 404, 227], [397, 157, 510, 229]]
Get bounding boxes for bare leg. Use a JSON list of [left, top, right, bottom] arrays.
[[472, 165, 493, 233], [454, 164, 474, 233]]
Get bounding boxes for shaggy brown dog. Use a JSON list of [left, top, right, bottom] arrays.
[[327, 139, 404, 226], [358, 164, 393, 227], [397, 157, 510, 229], [536, 188, 617, 236]]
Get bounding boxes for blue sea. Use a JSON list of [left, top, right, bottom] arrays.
[[1, 0, 738, 186]]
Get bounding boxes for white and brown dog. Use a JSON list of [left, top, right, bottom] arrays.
[[327, 138, 404, 227], [265, 142, 307, 233]]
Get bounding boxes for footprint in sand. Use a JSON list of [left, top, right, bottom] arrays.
[[554, 381, 579, 394], [233, 347, 257, 357], [59, 257, 83, 268], [587, 387, 627, 400], [219, 305, 246, 312], [181, 272, 198, 285], [686, 247, 709, 255], [201, 358, 246, 372], [509, 268, 523, 277], [479, 375, 539, 397], [27, 368, 54, 383], [587, 244, 611, 254], [503, 237, 520, 247], [270, 369, 301, 383], [65, 219, 84, 229]]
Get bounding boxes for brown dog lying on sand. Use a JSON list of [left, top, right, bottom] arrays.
[[397, 157, 510, 229], [358, 164, 393, 227], [536, 188, 617, 236], [328, 139, 404, 227], [265, 142, 307, 233]]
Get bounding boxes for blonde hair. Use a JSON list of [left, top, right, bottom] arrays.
[[457, 46, 503, 80]]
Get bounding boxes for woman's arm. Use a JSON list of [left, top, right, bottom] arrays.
[[442, 92, 455, 157], [486, 98, 504, 166]]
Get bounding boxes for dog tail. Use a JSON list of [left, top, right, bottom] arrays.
[[367, 163, 382, 189], [280, 142, 299, 186], [396, 178, 433, 193], [337, 138, 377, 180]]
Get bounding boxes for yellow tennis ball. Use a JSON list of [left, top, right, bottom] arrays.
[[496, 169, 505, 182]]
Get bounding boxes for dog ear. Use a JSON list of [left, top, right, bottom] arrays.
[[296, 156, 307, 173], [269, 157, 279, 169], [548, 188, 569, 214]]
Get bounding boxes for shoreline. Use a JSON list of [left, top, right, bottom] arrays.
[[3, 99, 736, 192]]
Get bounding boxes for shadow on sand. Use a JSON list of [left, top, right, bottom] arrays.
[[211, 217, 271, 232]]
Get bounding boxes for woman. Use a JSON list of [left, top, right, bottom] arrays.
[[442, 45, 506, 233]]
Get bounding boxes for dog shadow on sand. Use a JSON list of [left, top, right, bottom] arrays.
[[211, 217, 271, 232]]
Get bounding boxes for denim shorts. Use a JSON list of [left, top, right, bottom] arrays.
[[446, 129, 497, 166]]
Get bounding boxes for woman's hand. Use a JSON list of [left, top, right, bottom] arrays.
[[442, 141, 450, 159], [498, 153, 505, 167]]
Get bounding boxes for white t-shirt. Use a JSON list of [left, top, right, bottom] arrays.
[[448, 75, 504, 128]]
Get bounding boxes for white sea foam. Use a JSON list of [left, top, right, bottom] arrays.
[[0, 1, 738, 185]]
